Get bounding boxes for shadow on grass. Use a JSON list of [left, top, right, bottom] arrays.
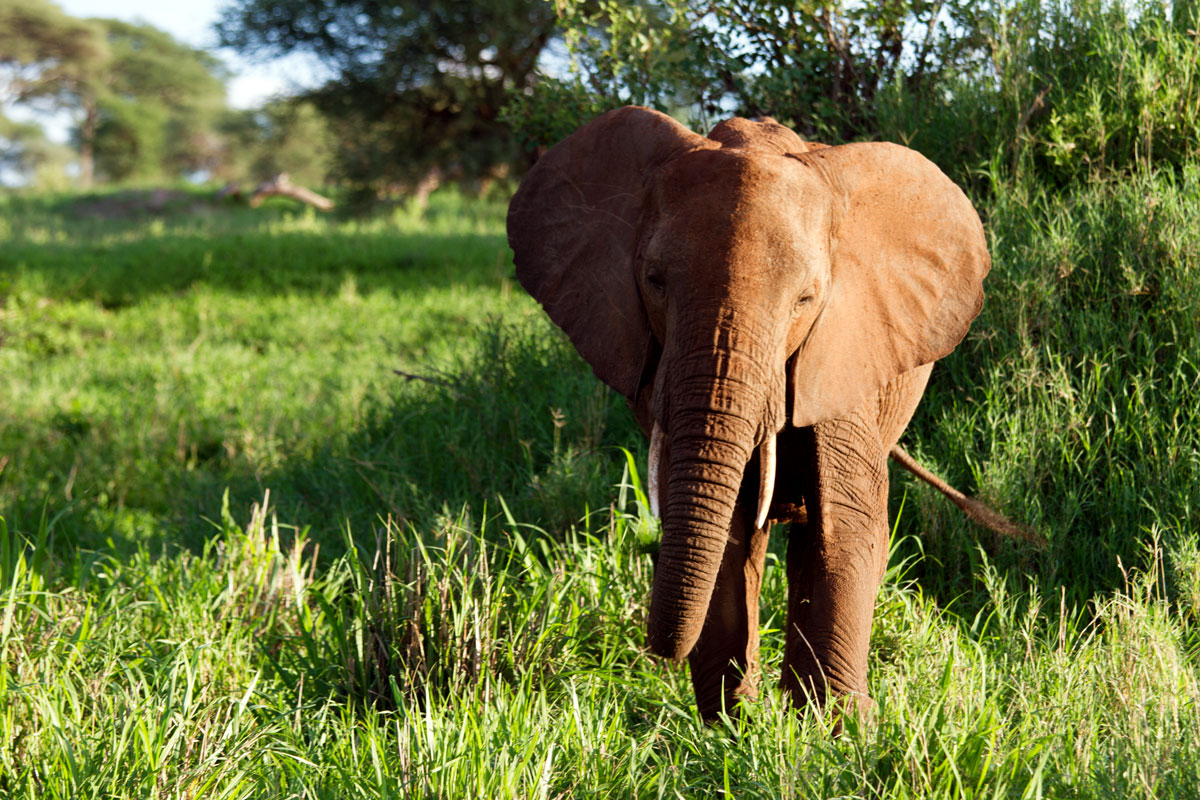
[[1, 227, 512, 308], [3, 323, 643, 568], [216, 323, 646, 553], [9, 311, 1194, 629]]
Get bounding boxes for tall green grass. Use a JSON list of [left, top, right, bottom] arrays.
[[902, 164, 1200, 614], [3, 487, 1197, 796], [1, 177, 1199, 796], [0, 190, 638, 556]]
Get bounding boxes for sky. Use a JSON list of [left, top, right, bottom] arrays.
[[56, 0, 327, 109]]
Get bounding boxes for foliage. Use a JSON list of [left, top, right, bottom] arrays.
[[0, 0, 106, 102], [0, 0, 229, 186], [499, 76, 623, 153], [218, 99, 337, 187], [4, 0, 1200, 792], [216, 0, 558, 195], [900, 164, 1200, 605], [542, 0, 968, 136], [2, 168, 1200, 792], [88, 19, 228, 183], [0, 110, 73, 188], [504, 0, 974, 147], [1006, 1, 1200, 182], [511, 0, 1200, 187]]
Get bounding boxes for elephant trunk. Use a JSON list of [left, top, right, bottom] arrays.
[[646, 337, 779, 662]]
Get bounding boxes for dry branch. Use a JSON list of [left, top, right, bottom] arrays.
[[249, 173, 334, 211]]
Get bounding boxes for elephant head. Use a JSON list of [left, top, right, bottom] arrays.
[[507, 107, 989, 664]]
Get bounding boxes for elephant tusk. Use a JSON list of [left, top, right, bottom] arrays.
[[648, 422, 664, 518], [755, 434, 777, 530]]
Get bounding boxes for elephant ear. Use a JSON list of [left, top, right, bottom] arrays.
[[788, 143, 990, 428], [507, 106, 710, 398]]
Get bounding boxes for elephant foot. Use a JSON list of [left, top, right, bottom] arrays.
[[781, 671, 876, 733], [691, 656, 759, 723]]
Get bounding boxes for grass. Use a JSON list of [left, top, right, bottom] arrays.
[[1, 179, 1198, 797], [0, 189, 639, 556]]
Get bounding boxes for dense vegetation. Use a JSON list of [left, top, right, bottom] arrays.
[[216, 0, 556, 194], [2, 0, 1199, 795], [509, 0, 1200, 191], [0, 0, 338, 190], [2, 161, 1199, 794]]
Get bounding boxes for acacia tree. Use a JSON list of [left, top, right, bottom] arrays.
[[0, 0, 105, 102], [0, 0, 106, 184], [1, 0, 228, 186], [216, 0, 558, 196], [88, 19, 228, 183]]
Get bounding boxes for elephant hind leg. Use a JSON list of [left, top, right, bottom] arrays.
[[686, 499, 770, 722]]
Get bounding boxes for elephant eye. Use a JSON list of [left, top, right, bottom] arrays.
[[794, 292, 815, 314], [645, 271, 666, 295]]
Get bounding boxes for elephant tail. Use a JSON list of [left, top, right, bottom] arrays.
[[889, 445, 1046, 547]]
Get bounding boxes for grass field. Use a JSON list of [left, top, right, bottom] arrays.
[[2, 179, 1199, 797]]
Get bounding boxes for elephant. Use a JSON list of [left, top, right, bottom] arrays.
[[506, 106, 1016, 723]]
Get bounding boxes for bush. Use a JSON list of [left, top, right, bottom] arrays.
[[509, 0, 1200, 189]]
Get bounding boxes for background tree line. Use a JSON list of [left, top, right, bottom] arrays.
[[505, 0, 1200, 190], [3, 0, 1198, 196], [220, 0, 1200, 195], [0, 0, 336, 190]]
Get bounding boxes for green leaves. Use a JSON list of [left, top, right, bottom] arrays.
[[0, 3, 228, 187], [217, 0, 559, 191], [509, 0, 1200, 189], [5, 166, 1200, 797]]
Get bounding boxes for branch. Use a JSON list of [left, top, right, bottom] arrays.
[[391, 369, 462, 397], [1011, 84, 1052, 174], [249, 173, 334, 212], [1016, 84, 1052, 134], [911, 0, 947, 86]]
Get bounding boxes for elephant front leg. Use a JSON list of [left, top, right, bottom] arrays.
[[686, 499, 770, 722], [781, 416, 890, 722]]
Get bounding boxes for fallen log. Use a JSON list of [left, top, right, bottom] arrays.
[[249, 173, 334, 211]]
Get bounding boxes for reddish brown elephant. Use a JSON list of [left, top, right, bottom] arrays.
[[506, 106, 992, 722]]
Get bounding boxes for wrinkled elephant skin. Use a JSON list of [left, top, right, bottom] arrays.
[[506, 107, 990, 722]]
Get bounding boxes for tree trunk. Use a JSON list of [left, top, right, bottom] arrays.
[[79, 99, 97, 189]]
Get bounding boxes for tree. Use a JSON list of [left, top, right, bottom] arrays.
[[1, 1, 228, 186], [517, 0, 1200, 187], [218, 99, 336, 187], [539, 0, 973, 142], [216, 0, 558, 195], [88, 19, 228, 183], [0, 0, 106, 184], [0, 0, 106, 103], [0, 109, 74, 188]]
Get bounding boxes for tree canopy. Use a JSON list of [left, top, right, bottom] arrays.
[[89, 19, 228, 183], [0, 0, 106, 103], [217, 0, 558, 195], [507, 0, 1200, 188], [218, 99, 336, 187], [0, 0, 229, 186], [4, 0, 1195, 194]]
